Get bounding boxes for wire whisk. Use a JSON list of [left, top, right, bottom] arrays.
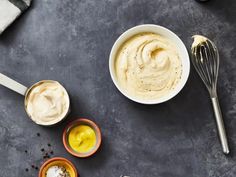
[[191, 35, 229, 154]]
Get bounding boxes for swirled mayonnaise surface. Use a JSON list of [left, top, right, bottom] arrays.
[[25, 81, 70, 125], [115, 33, 182, 100]]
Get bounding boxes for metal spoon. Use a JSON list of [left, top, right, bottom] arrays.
[[191, 35, 229, 154]]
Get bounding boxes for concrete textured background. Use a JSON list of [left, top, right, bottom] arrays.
[[0, 0, 236, 176]]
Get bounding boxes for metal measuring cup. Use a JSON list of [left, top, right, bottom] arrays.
[[0, 73, 70, 126]]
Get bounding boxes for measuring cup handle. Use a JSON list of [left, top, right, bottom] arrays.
[[0, 73, 28, 96]]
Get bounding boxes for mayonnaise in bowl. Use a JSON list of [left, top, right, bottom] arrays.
[[115, 32, 182, 101], [109, 24, 190, 104]]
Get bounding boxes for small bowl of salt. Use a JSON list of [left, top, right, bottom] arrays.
[[39, 157, 78, 177]]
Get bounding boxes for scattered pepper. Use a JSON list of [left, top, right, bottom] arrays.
[[24, 133, 56, 174]]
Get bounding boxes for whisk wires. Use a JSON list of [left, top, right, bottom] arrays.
[[191, 36, 219, 97]]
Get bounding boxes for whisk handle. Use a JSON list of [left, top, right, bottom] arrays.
[[211, 96, 229, 154]]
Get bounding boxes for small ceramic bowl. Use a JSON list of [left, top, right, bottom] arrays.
[[63, 118, 102, 158], [38, 157, 78, 177], [109, 24, 190, 104]]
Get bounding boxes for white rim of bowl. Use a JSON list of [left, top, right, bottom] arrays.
[[109, 24, 190, 104]]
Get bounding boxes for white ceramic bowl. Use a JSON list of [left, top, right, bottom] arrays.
[[109, 24, 190, 104]]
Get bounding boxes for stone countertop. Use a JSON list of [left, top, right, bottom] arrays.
[[0, 0, 236, 176]]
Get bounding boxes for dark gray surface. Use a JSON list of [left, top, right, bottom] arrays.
[[0, 0, 236, 176]]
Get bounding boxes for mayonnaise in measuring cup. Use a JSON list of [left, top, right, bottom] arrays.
[[25, 80, 70, 126]]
